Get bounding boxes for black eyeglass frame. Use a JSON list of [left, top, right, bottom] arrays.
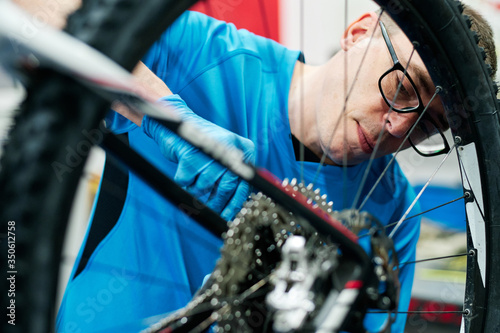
[[377, 20, 450, 157]]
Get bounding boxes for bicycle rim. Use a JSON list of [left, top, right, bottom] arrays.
[[0, 0, 498, 332]]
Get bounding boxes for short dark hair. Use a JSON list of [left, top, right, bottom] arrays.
[[463, 5, 497, 78]]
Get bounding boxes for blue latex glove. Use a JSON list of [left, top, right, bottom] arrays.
[[142, 94, 255, 221]]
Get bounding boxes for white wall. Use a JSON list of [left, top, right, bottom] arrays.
[[280, 0, 379, 65], [280, 0, 499, 75]]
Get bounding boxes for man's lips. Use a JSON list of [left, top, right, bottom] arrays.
[[357, 123, 375, 155]]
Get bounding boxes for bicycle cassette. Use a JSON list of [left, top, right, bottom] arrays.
[[143, 179, 399, 333]]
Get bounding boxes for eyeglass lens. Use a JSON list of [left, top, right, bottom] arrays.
[[380, 69, 447, 155], [409, 119, 447, 155], [380, 69, 419, 111]]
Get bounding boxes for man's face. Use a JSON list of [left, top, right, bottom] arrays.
[[316, 21, 447, 166]]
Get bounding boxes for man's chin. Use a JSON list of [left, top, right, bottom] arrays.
[[328, 154, 364, 167]]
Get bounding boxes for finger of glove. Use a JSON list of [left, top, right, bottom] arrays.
[[220, 179, 251, 221], [229, 134, 256, 163], [177, 160, 228, 200], [142, 115, 192, 163], [200, 170, 241, 215], [237, 135, 256, 156]]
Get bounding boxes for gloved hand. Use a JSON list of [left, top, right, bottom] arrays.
[[142, 94, 255, 221]]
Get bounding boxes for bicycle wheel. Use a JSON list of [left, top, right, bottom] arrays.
[[372, 1, 500, 332], [0, 0, 498, 332]]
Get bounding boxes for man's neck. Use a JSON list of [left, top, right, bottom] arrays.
[[288, 61, 317, 149], [288, 60, 338, 165]]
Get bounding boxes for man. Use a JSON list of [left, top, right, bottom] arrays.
[[47, 2, 495, 333]]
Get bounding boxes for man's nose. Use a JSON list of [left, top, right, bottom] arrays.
[[384, 111, 419, 138]]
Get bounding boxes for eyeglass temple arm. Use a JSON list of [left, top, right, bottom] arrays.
[[379, 21, 399, 65]]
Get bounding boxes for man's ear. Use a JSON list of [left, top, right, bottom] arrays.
[[340, 12, 379, 51]]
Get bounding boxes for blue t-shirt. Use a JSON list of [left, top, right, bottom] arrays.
[[57, 11, 419, 333]]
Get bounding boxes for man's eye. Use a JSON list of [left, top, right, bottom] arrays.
[[395, 75, 412, 97]]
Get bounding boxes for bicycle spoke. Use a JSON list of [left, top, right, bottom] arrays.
[[342, 0, 349, 208], [389, 145, 457, 239], [357, 193, 468, 239], [396, 194, 468, 225], [457, 151, 486, 221], [368, 310, 466, 314], [299, 0, 305, 184], [399, 252, 469, 268]]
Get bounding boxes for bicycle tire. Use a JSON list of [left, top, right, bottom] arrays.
[[0, 1, 199, 332], [0, 0, 498, 332]]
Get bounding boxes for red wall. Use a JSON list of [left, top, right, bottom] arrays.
[[190, 0, 280, 41]]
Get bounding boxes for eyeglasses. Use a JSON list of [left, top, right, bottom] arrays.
[[378, 21, 450, 157]]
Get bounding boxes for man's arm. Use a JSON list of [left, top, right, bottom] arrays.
[[112, 61, 173, 126]]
